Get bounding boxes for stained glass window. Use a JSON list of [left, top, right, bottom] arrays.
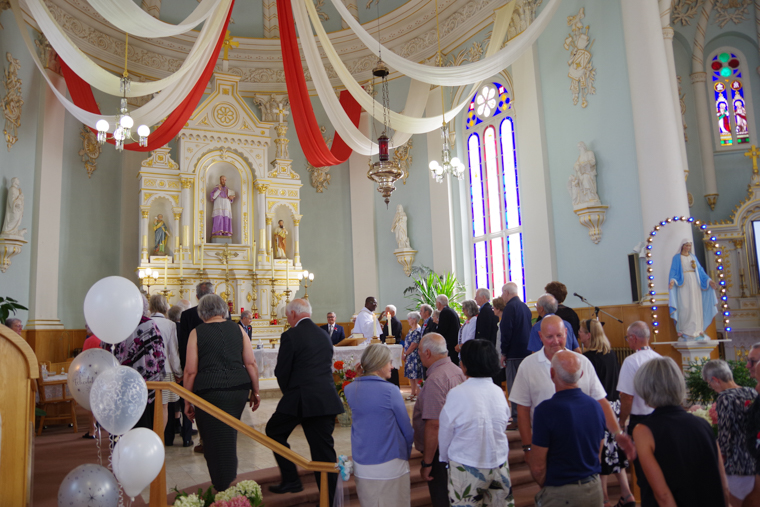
[[467, 83, 524, 299], [711, 51, 751, 146]]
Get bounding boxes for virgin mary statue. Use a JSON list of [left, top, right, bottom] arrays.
[[668, 240, 718, 340]]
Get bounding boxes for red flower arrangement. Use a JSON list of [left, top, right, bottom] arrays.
[[333, 358, 357, 402]]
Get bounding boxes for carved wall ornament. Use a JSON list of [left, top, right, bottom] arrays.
[[506, 0, 542, 40], [0, 177, 27, 273], [678, 75, 688, 143], [306, 126, 332, 193], [567, 142, 607, 244], [313, 0, 329, 21], [78, 124, 101, 178], [563, 8, 596, 108], [34, 34, 60, 73], [2, 52, 23, 151], [253, 94, 290, 123], [392, 139, 413, 184], [714, 0, 751, 28], [671, 0, 702, 26]]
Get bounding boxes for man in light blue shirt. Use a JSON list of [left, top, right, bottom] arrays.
[[526, 294, 580, 353]]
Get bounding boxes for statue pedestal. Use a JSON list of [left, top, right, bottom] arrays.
[[394, 248, 417, 276], [669, 339, 720, 371], [149, 255, 173, 264], [572, 202, 608, 244], [211, 236, 233, 244], [0, 236, 26, 273]]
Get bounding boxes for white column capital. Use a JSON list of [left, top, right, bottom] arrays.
[[662, 26, 674, 40], [690, 72, 707, 84]]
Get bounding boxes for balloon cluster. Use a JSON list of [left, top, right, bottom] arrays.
[[59, 276, 167, 506]]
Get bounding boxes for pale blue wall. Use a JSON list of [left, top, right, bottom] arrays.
[[0, 11, 43, 325], [535, 0, 643, 306]]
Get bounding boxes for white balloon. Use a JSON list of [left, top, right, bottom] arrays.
[[90, 366, 147, 436], [112, 428, 165, 500], [58, 464, 119, 507], [67, 349, 116, 411], [84, 276, 143, 344]]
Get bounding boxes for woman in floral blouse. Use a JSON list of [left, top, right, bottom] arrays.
[[402, 311, 422, 401], [703, 359, 757, 506]]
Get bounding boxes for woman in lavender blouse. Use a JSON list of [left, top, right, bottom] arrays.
[[345, 344, 414, 506]]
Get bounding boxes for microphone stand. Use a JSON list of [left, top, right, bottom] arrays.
[[573, 293, 623, 324]]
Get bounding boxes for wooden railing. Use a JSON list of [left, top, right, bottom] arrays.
[[145, 381, 337, 507]]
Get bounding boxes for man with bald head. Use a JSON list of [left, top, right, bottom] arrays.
[[509, 316, 635, 465], [529, 350, 606, 505]]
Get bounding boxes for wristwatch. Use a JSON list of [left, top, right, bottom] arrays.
[[420, 460, 433, 468], [522, 444, 532, 452]]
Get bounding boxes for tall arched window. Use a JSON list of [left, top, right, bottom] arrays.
[[709, 48, 755, 150], [466, 83, 524, 299]]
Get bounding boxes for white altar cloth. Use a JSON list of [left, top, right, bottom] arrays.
[[253, 344, 403, 379]]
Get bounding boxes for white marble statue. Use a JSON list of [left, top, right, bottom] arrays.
[[668, 240, 719, 340], [567, 142, 600, 206], [1, 177, 26, 239], [391, 204, 411, 249]]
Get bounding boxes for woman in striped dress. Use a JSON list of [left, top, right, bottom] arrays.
[[184, 294, 260, 491]]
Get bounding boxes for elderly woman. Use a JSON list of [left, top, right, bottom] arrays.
[[439, 339, 512, 506], [702, 359, 756, 506], [403, 311, 423, 401], [633, 357, 729, 507], [432, 309, 440, 325], [148, 294, 183, 429], [578, 319, 634, 507], [184, 294, 260, 491], [455, 300, 479, 356], [345, 344, 414, 506], [113, 294, 166, 430]]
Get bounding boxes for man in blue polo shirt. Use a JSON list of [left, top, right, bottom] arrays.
[[526, 294, 581, 353], [529, 350, 606, 506]]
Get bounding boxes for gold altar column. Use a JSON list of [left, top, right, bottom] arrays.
[[266, 217, 273, 256], [140, 208, 150, 261], [173, 211, 182, 254], [255, 182, 269, 257], [293, 217, 301, 265], [180, 177, 194, 245]]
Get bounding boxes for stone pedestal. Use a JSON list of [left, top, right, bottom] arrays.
[[211, 236, 233, 244], [671, 340, 720, 371], [573, 202, 608, 244], [0, 237, 26, 273], [394, 248, 417, 276]]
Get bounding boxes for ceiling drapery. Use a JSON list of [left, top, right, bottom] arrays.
[[84, 0, 222, 38]]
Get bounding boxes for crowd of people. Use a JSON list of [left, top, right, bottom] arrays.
[[46, 276, 760, 507]]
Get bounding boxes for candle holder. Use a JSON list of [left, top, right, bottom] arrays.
[[250, 271, 259, 318], [299, 270, 315, 300], [138, 267, 158, 295], [159, 287, 172, 299], [178, 277, 187, 299], [270, 277, 278, 325]]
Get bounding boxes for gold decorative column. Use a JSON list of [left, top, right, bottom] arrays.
[[293, 218, 301, 265], [255, 182, 269, 258], [266, 217, 273, 257], [172, 211, 182, 254], [140, 208, 150, 261]]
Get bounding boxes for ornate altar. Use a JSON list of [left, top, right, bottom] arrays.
[[136, 73, 303, 340], [703, 145, 760, 358]]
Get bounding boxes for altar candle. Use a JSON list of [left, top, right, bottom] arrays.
[[164, 257, 168, 289], [252, 241, 256, 271], [179, 249, 183, 278], [286, 261, 289, 292], [183, 225, 189, 247], [200, 243, 204, 271], [271, 248, 275, 279]]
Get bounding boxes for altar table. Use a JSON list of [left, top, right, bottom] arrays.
[[253, 344, 403, 379]]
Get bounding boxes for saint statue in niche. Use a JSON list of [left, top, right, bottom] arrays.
[[273, 220, 288, 258], [0, 177, 26, 240], [567, 142, 600, 207], [668, 240, 718, 341], [152, 214, 169, 255], [210, 175, 235, 238], [391, 205, 411, 250]]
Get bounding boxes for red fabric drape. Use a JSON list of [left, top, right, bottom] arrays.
[[59, 1, 234, 152], [277, 0, 361, 167]]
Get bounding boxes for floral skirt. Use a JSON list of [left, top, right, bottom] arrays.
[[602, 399, 629, 475], [404, 351, 422, 380]]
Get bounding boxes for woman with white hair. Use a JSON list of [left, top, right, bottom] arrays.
[[148, 294, 183, 432], [633, 357, 729, 506], [454, 300, 479, 358], [345, 344, 414, 506], [402, 311, 423, 401], [703, 359, 756, 506]]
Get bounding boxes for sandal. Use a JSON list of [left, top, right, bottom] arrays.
[[615, 494, 636, 507]]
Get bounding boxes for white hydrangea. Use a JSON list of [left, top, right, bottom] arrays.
[[235, 480, 263, 501], [173, 494, 205, 507], [214, 488, 243, 502]]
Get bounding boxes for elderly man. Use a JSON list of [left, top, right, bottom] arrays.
[[4, 317, 22, 334], [380, 304, 403, 344], [526, 294, 580, 353], [320, 312, 345, 345], [509, 316, 635, 467], [435, 295, 461, 365], [617, 321, 660, 497], [500, 282, 532, 425], [419, 304, 436, 336], [474, 288, 498, 346], [266, 299, 344, 501], [530, 351, 606, 506], [748, 343, 760, 391], [412, 333, 466, 507], [353, 297, 381, 344], [238, 310, 253, 339]]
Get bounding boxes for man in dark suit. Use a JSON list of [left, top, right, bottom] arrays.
[[380, 304, 403, 344], [419, 304, 436, 336], [500, 281, 532, 429], [238, 310, 253, 339], [435, 295, 461, 365], [320, 311, 345, 345], [474, 288, 499, 346], [265, 299, 344, 502]]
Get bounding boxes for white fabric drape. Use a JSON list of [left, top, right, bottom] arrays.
[[329, 0, 561, 87], [85, 0, 222, 38], [24, 0, 231, 97], [301, 0, 511, 132], [10, 0, 232, 128]]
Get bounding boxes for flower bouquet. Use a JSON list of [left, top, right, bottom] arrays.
[[333, 359, 358, 403], [173, 480, 263, 507], [688, 403, 718, 436]]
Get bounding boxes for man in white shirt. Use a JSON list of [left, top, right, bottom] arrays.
[[353, 297, 381, 345], [617, 320, 660, 495], [509, 316, 635, 464]]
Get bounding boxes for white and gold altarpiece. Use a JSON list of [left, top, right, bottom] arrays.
[[136, 73, 303, 340], [703, 152, 760, 359]]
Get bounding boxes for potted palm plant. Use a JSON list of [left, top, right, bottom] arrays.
[[403, 266, 465, 315]]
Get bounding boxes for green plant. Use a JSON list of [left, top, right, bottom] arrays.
[[685, 358, 755, 405], [0, 296, 27, 324], [403, 265, 465, 315]]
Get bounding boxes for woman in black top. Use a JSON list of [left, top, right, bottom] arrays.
[[579, 319, 634, 507], [633, 357, 729, 507], [184, 294, 260, 491]]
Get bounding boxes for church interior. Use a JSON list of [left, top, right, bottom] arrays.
[[2, 0, 760, 505]]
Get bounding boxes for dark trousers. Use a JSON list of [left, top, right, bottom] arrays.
[[164, 400, 195, 445], [429, 449, 449, 507], [265, 411, 338, 504], [389, 368, 400, 387], [628, 414, 650, 498]]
